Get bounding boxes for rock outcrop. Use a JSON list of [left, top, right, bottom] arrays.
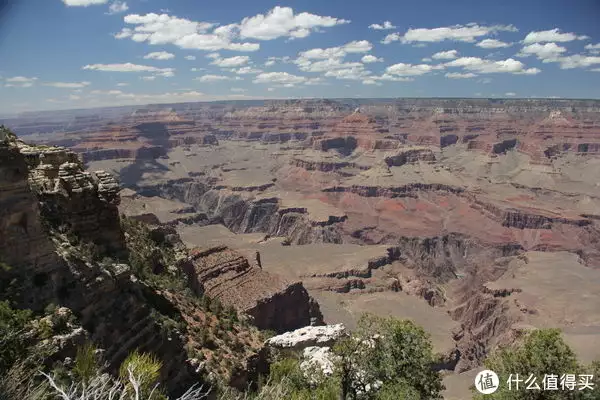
[[266, 324, 346, 350], [184, 246, 324, 333]]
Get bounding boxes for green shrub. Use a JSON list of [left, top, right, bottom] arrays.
[[0, 301, 32, 373]]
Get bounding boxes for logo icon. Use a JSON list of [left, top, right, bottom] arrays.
[[475, 369, 500, 394]]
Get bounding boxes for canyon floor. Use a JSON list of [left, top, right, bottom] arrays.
[[10, 98, 600, 398]]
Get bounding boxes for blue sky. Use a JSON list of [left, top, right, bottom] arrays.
[[0, 0, 599, 114]]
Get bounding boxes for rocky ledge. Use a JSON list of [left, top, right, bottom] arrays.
[[183, 246, 324, 333]]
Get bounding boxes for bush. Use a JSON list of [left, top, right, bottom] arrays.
[[119, 350, 163, 398], [0, 301, 32, 374], [474, 329, 596, 400]]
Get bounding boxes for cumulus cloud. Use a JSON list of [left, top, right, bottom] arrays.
[[115, 13, 259, 52], [143, 51, 175, 60], [62, 0, 107, 6], [370, 74, 414, 82], [324, 67, 371, 81], [431, 50, 458, 60], [523, 28, 589, 44], [231, 66, 263, 75], [107, 1, 128, 14], [141, 76, 156, 81], [445, 72, 477, 79], [210, 55, 250, 67], [195, 74, 240, 82], [116, 83, 129, 86], [505, 92, 517, 96], [585, 43, 600, 55], [4, 76, 38, 87], [184, 55, 196, 60], [397, 23, 517, 44], [381, 32, 401, 44], [298, 40, 372, 60], [253, 72, 306, 86], [82, 63, 175, 77], [43, 81, 91, 88], [369, 21, 396, 30], [445, 57, 540, 75], [476, 39, 512, 48], [295, 40, 372, 74], [265, 56, 291, 66], [517, 42, 566, 60], [91, 89, 205, 103], [361, 55, 384, 63], [385, 63, 437, 76], [551, 54, 600, 69], [362, 79, 382, 86], [238, 6, 349, 40]]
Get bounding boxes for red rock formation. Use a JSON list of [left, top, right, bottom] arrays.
[[183, 246, 324, 333]]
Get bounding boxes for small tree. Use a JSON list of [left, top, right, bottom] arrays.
[[332, 314, 443, 400], [474, 329, 584, 400]]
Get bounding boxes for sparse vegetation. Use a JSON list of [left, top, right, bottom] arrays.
[[474, 328, 600, 400]]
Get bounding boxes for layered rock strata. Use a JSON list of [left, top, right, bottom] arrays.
[[183, 246, 324, 333]]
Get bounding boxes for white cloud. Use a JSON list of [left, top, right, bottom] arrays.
[[69, 95, 81, 100], [190, 67, 206, 72], [82, 62, 175, 77], [476, 38, 512, 49], [231, 88, 247, 93], [400, 23, 517, 44], [431, 50, 458, 60], [62, 0, 107, 6], [523, 28, 589, 44], [517, 42, 566, 60], [184, 55, 196, 60], [116, 13, 259, 52], [369, 21, 396, 30], [253, 72, 306, 85], [211, 55, 250, 67], [445, 57, 540, 75], [361, 55, 383, 63], [264, 56, 291, 67], [381, 32, 401, 44], [591, 68, 600, 72], [370, 74, 413, 82], [231, 66, 263, 75], [143, 51, 175, 60], [551, 54, 600, 69], [295, 41, 372, 74], [107, 1, 128, 14], [421, 57, 432, 62], [43, 81, 91, 88], [116, 83, 129, 86], [91, 90, 205, 103], [324, 67, 371, 81], [195, 74, 240, 82], [91, 90, 125, 95], [445, 72, 477, 79], [585, 43, 600, 55], [296, 58, 365, 73], [141, 76, 156, 81], [4, 76, 38, 87], [298, 40, 372, 60], [362, 79, 382, 86], [238, 6, 349, 40], [206, 52, 220, 59], [505, 92, 517, 96], [385, 62, 436, 76]]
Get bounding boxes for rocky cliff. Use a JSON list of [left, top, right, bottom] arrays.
[[0, 130, 274, 395], [183, 246, 324, 333]]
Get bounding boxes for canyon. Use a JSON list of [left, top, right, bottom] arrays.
[[4, 97, 600, 399]]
